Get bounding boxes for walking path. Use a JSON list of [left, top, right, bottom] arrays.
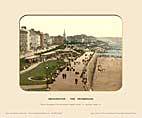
[[20, 84, 47, 90], [49, 51, 94, 91]]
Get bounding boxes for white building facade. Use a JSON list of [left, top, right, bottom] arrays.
[[20, 26, 28, 55], [29, 29, 40, 51]]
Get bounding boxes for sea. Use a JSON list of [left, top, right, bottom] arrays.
[[96, 37, 122, 58]]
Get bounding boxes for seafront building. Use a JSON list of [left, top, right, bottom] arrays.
[[20, 26, 98, 56], [20, 26, 67, 56], [43, 33, 50, 48], [20, 27, 98, 56], [52, 35, 64, 45], [29, 29, 40, 51], [20, 26, 28, 55], [40, 32, 44, 49]]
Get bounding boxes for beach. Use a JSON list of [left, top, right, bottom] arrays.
[[92, 57, 122, 91]]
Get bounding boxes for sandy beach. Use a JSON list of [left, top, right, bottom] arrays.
[[92, 57, 122, 91]]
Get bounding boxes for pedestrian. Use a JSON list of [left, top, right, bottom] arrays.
[[46, 78, 51, 90], [64, 74, 67, 79], [83, 78, 87, 85], [62, 73, 64, 79], [75, 78, 78, 85], [66, 67, 69, 71]]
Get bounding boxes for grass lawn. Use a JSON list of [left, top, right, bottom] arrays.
[[20, 60, 66, 85], [20, 58, 29, 71]]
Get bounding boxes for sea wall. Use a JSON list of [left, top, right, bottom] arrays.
[[87, 53, 97, 90]]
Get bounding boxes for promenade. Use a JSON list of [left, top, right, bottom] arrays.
[[50, 51, 94, 91]]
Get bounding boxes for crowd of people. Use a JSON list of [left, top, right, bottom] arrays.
[[59, 53, 90, 91]]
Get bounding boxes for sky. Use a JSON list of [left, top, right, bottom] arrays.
[[20, 15, 122, 37]]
